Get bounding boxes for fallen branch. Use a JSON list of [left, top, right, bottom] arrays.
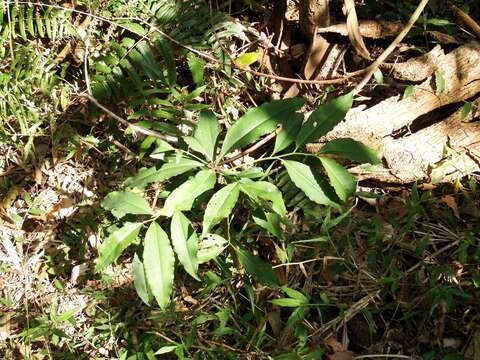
[[354, 0, 430, 93]]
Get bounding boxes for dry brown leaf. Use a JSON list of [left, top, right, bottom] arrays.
[[344, 0, 370, 59], [441, 195, 460, 218], [325, 335, 345, 352]]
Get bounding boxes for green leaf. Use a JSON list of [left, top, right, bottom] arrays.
[[273, 112, 303, 154], [155, 36, 176, 86], [461, 102, 473, 120], [283, 160, 338, 206], [124, 157, 203, 189], [270, 298, 305, 307], [143, 222, 175, 309], [132, 254, 153, 305], [95, 223, 142, 272], [119, 21, 147, 36], [403, 85, 414, 99], [373, 69, 384, 84], [220, 98, 305, 158], [102, 191, 152, 218], [171, 212, 199, 280], [236, 248, 279, 287], [150, 139, 175, 158], [187, 53, 205, 85], [202, 183, 240, 236], [240, 180, 286, 217], [161, 170, 216, 216], [155, 346, 178, 355], [282, 286, 309, 303], [234, 51, 259, 68], [197, 234, 228, 263], [296, 92, 353, 148], [252, 210, 284, 241], [319, 157, 356, 202], [194, 110, 220, 161], [435, 71, 445, 93], [319, 138, 381, 164]]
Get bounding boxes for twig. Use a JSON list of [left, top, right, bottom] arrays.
[[354, 0, 430, 93], [406, 239, 461, 273], [218, 129, 279, 166], [451, 5, 480, 40]]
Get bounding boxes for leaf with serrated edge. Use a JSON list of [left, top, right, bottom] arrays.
[[283, 160, 338, 206], [95, 222, 142, 272], [296, 92, 353, 149], [161, 170, 216, 217], [319, 138, 380, 164], [194, 110, 220, 161], [124, 157, 203, 189], [320, 157, 356, 202], [102, 191, 152, 218], [143, 222, 175, 309], [202, 183, 240, 237], [132, 254, 153, 305], [240, 180, 286, 217], [171, 212, 199, 280], [220, 98, 304, 158]]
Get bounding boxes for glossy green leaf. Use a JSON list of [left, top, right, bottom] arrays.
[[236, 248, 279, 287], [171, 212, 199, 280], [319, 157, 356, 202], [143, 222, 175, 309], [95, 222, 142, 272], [240, 180, 286, 217], [283, 160, 338, 206], [161, 170, 216, 216], [296, 92, 353, 148], [202, 183, 240, 236], [124, 157, 203, 189], [319, 138, 381, 164], [220, 98, 305, 158], [282, 287, 309, 303], [273, 112, 303, 154], [102, 191, 152, 218], [197, 234, 228, 263], [132, 254, 153, 305], [194, 110, 220, 161]]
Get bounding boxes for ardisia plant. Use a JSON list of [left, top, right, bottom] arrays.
[[97, 91, 381, 309]]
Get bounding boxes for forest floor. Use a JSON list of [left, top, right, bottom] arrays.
[[1, 1, 480, 359]]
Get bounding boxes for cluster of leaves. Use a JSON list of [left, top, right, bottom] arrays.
[[98, 91, 381, 308]]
